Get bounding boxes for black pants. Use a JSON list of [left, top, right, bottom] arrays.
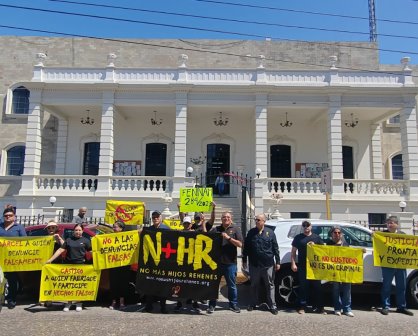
[[5, 272, 19, 303]]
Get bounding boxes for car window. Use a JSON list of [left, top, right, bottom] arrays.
[[26, 228, 47, 236], [342, 226, 372, 247], [92, 225, 114, 235], [312, 225, 333, 241], [287, 225, 302, 239]]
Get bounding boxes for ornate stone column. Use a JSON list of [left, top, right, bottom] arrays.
[[327, 94, 344, 194], [254, 93, 268, 215], [19, 88, 43, 196], [55, 118, 68, 175], [370, 123, 383, 179], [171, 91, 188, 198], [95, 91, 115, 196]]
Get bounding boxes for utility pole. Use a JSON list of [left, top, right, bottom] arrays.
[[368, 0, 377, 42]]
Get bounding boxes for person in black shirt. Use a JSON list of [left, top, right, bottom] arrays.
[[46, 223, 92, 312], [242, 213, 280, 315], [207, 211, 243, 314], [291, 220, 325, 314]]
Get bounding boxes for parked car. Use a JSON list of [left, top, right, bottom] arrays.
[[266, 219, 418, 308], [21, 223, 138, 302]]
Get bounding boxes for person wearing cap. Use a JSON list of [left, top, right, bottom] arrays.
[[142, 210, 170, 313], [291, 220, 325, 314], [0, 207, 26, 309], [242, 213, 280, 315], [45, 220, 64, 255], [380, 216, 414, 316], [177, 201, 216, 232], [207, 211, 243, 314]]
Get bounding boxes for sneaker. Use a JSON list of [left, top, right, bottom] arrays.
[[381, 308, 389, 315], [206, 305, 215, 314], [270, 308, 278, 315], [229, 304, 241, 313], [313, 308, 327, 315], [344, 311, 354, 317], [297, 308, 305, 314], [247, 305, 257, 312], [396, 308, 414, 316], [334, 311, 341, 316], [63, 303, 71, 312], [75, 303, 82, 312]]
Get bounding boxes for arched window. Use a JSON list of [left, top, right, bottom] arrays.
[[145, 143, 167, 176], [270, 145, 291, 178], [7, 146, 25, 176], [83, 142, 100, 175], [12, 86, 30, 114], [391, 154, 403, 180]]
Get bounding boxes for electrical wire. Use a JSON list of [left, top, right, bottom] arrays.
[[1, 3, 418, 42]]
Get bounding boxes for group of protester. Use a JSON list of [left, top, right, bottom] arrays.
[[0, 204, 415, 317]]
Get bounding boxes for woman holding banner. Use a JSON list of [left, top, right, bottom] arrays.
[[46, 223, 92, 312], [109, 220, 130, 310], [326, 226, 354, 317]]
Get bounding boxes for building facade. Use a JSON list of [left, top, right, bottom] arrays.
[[0, 37, 417, 226]]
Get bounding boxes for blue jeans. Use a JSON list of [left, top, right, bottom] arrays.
[[209, 263, 238, 307], [332, 282, 352, 313], [381, 267, 407, 309], [297, 267, 323, 310]]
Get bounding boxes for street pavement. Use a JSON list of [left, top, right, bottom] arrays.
[[1, 281, 417, 336]]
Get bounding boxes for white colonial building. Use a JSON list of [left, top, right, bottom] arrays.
[[0, 37, 417, 228]]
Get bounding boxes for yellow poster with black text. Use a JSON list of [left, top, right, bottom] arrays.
[[306, 245, 363, 283], [39, 264, 101, 302], [105, 200, 144, 225], [92, 231, 139, 270], [0, 236, 54, 272], [179, 188, 212, 212], [373, 231, 418, 269], [163, 219, 183, 231]]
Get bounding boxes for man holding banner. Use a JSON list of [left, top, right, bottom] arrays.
[[379, 216, 414, 316], [0, 207, 26, 309]]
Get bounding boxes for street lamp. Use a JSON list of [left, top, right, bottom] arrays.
[[186, 166, 194, 177], [49, 196, 57, 207], [255, 168, 262, 178], [399, 201, 407, 212]]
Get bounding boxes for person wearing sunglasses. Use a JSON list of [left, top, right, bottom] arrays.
[[326, 226, 354, 317], [0, 207, 26, 309], [291, 220, 325, 314]]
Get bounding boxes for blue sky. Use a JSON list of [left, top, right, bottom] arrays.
[[0, 0, 417, 65]]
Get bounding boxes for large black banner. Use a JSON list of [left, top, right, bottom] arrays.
[[136, 229, 222, 300]]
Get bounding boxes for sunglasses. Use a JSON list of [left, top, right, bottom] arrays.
[[152, 216, 160, 219], [4, 214, 14, 218], [302, 224, 311, 228], [333, 231, 342, 235]]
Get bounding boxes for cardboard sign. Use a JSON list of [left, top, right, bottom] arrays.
[[179, 188, 212, 212], [92, 231, 139, 270], [373, 232, 418, 269], [306, 244, 364, 283], [105, 200, 145, 225], [39, 264, 101, 301], [162, 219, 183, 231], [0, 236, 54, 272]]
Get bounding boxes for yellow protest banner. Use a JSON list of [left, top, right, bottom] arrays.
[[39, 264, 101, 302], [306, 245, 364, 283], [92, 231, 139, 270], [0, 236, 54, 272], [373, 232, 418, 269], [105, 200, 145, 225], [163, 219, 183, 231], [179, 188, 212, 213]]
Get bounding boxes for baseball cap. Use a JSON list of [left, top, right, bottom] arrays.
[[45, 221, 58, 229], [183, 216, 192, 224], [151, 211, 161, 218]]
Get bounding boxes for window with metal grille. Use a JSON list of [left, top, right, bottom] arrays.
[[12, 86, 30, 114], [6, 146, 25, 176]]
